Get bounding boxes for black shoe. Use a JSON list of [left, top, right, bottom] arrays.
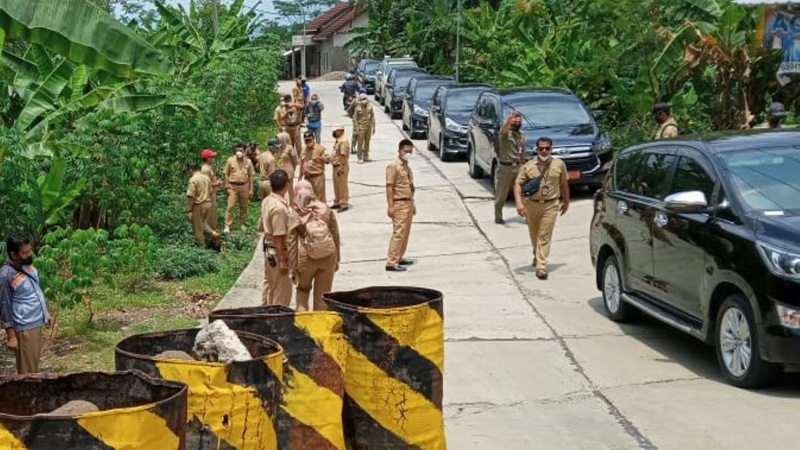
[[495, 218, 505, 224], [536, 269, 548, 280], [331, 204, 341, 210], [339, 205, 350, 212], [386, 265, 407, 272], [398, 258, 415, 266]]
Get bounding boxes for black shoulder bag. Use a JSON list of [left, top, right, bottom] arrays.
[[522, 162, 551, 197]]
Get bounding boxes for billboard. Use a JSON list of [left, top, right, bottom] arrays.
[[763, 8, 800, 84]]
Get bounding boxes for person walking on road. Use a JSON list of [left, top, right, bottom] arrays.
[[353, 93, 376, 163], [653, 102, 679, 139], [330, 125, 351, 211], [223, 143, 255, 233], [1, 233, 53, 374], [261, 170, 293, 306], [385, 139, 416, 272], [754, 102, 787, 129], [288, 180, 340, 311], [186, 162, 221, 247], [201, 149, 221, 232], [257, 139, 278, 201], [495, 111, 527, 224], [302, 130, 328, 202], [305, 93, 324, 143], [277, 132, 299, 205], [513, 137, 570, 280]]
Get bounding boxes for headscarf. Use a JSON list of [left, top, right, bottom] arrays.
[[289, 183, 327, 231], [277, 132, 291, 146], [295, 179, 313, 197]]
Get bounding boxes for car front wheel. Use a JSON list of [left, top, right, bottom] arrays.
[[601, 256, 638, 322], [715, 294, 782, 388]]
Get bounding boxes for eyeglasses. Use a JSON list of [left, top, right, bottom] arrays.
[[539, 146, 552, 151]]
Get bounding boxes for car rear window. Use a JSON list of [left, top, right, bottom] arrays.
[[719, 147, 800, 213]]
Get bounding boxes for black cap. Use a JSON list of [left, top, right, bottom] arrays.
[[652, 102, 671, 114], [768, 102, 787, 118], [268, 138, 280, 148], [303, 130, 315, 140]]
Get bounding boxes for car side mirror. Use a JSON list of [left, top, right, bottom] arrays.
[[664, 191, 708, 213], [431, 105, 441, 113]]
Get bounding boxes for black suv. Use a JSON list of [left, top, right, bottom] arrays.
[[467, 88, 612, 188], [590, 131, 800, 388], [402, 76, 454, 139], [385, 68, 430, 119], [427, 83, 493, 161], [356, 59, 380, 94]]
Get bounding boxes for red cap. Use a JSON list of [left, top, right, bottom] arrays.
[[201, 149, 217, 159]]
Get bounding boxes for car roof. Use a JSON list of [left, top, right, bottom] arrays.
[[443, 83, 493, 95], [415, 76, 454, 85], [628, 130, 800, 154], [493, 87, 577, 100]]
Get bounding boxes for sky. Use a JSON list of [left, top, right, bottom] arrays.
[[168, 0, 284, 21]]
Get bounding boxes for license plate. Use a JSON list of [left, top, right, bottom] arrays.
[[568, 170, 581, 180]]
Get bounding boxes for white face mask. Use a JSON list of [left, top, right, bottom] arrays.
[[537, 153, 551, 162], [236, 151, 244, 158], [400, 152, 410, 161]]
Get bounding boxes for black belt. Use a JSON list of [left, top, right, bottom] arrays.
[[230, 181, 247, 185], [394, 198, 412, 202], [525, 198, 558, 203], [498, 161, 519, 166]]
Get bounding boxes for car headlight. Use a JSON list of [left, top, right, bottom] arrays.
[[592, 136, 612, 154], [446, 118, 465, 132], [757, 242, 800, 280], [414, 105, 429, 117], [776, 303, 800, 329]]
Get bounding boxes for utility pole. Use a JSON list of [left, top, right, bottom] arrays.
[[301, 10, 307, 78], [455, 0, 461, 82], [211, 0, 219, 33]]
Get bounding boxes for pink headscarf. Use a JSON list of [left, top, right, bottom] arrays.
[[289, 182, 327, 230], [295, 179, 313, 197]]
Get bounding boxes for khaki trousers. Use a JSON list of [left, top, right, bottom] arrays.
[[494, 164, 520, 220], [295, 253, 337, 311], [286, 178, 295, 206], [207, 194, 218, 232], [263, 250, 292, 306], [191, 201, 214, 247], [225, 183, 249, 228], [356, 128, 372, 160], [387, 200, 413, 266], [332, 165, 349, 207], [306, 174, 326, 203], [287, 126, 302, 156], [259, 180, 272, 201], [524, 199, 559, 271], [14, 327, 43, 374]]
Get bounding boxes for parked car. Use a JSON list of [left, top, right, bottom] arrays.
[[375, 58, 417, 103], [384, 69, 430, 119], [427, 84, 493, 161], [590, 131, 800, 388], [356, 59, 380, 94], [402, 76, 454, 139], [382, 67, 428, 111], [467, 87, 612, 189]]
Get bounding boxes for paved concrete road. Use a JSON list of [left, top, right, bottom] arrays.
[[217, 80, 800, 449]]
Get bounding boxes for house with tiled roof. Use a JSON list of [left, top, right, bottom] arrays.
[[288, 2, 369, 78]]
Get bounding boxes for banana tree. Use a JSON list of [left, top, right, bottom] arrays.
[[27, 157, 86, 244]]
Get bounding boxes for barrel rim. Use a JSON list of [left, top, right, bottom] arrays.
[[114, 327, 284, 367], [322, 286, 443, 313], [0, 370, 188, 421], [210, 306, 343, 320]]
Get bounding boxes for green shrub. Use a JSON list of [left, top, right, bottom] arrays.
[[155, 245, 219, 280]]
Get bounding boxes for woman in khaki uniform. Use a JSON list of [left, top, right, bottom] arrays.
[[287, 181, 340, 311], [276, 132, 299, 205]]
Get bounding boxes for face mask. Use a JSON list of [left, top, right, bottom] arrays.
[[537, 153, 551, 162], [400, 152, 409, 161], [360, 100, 368, 105], [236, 151, 244, 158], [511, 124, 522, 132]]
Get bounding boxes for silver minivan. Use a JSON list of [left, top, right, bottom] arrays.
[[375, 57, 417, 103]]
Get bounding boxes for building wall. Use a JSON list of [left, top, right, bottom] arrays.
[[318, 39, 350, 73]]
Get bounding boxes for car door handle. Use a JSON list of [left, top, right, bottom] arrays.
[[655, 212, 668, 228], [618, 200, 629, 214]]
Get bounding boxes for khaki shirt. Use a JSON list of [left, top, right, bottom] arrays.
[[285, 105, 303, 128], [273, 105, 286, 128], [187, 172, 212, 204], [655, 117, 679, 139], [262, 192, 290, 247], [201, 162, 218, 190], [499, 129, 526, 164], [257, 151, 276, 180], [516, 158, 568, 202], [304, 143, 328, 177], [277, 145, 298, 178], [331, 137, 351, 167], [292, 86, 304, 108], [224, 156, 254, 185], [353, 103, 375, 132], [386, 158, 415, 200]]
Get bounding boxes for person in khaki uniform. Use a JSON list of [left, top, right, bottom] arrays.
[[513, 137, 570, 280], [261, 170, 293, 306], [330, 125, 351, 211], [285, 101, 304, 158], [301, 130, 328, 203], [274, 95, 290, 131], [495, 111, 527, 224], [223, 143, 255, 233], [258, 139, 279, 200], [352, 93, 376, 163], [385, 139, 417, 272], [276, 132, 299, 205], [653, 102, 679, 139], [288, 180, 341, 311], [186, 162, 221, 247], [292, 79, 305, 110], [201, 149, 221, 232]]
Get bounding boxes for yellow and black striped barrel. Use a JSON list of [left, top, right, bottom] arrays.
[[324, 287, 446, 450], [0, 371, 188, 450], [114, 328, 283, 450], [209, 305, 348, 450]]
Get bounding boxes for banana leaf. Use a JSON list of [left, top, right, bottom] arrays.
[[15, 59, 74, 130]]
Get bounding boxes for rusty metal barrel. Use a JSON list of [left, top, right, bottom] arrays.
[[324, 286, 446, 450], [114, 328, 283, 450], [209, 305, 348, 450], [0, 371, 188, 450]]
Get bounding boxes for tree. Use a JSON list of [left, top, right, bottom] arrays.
[[274, 0, 338, 24]]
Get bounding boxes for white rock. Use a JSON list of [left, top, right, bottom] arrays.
[[193, 320, 252, 363], [39, 400, 99, 416], [156, 350, 195, 360]]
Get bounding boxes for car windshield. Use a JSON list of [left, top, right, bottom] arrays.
[[505, 97, 592, 128], [364, 62, 378, 74], [447, 89, 486, 112], [719, 146, 800, 214], [416, 83, 449, 106], [387, 64, 417, 77]]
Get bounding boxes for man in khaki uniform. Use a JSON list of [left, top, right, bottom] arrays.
[[258, 139, 279, 200], [261, 170, 293, 306], [274, 95, 290, 131], [292, 79, 305, 110], [201, 149, 221, 232], [385, 139, 416, 272], [186, 162, 221, 247], [352, 93, 376, 163], [286, 101, 304, 158], [513, 137, 570, 280], [330, 125, 351, 211], [223, 143, 255, 233], [276, 132, 299, 205], [302, 130, 328, 202], [653, 102, 679, 139], [495, 111, 527, 224]]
